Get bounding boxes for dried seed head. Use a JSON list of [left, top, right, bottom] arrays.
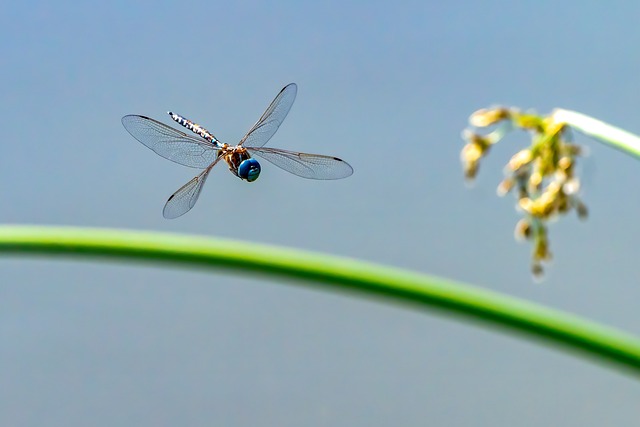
[[462, 105, 589, 280]]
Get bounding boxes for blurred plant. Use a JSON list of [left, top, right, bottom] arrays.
[[461, 107, 640, 279]]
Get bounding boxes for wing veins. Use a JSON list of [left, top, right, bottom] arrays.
[[249, 147, 353, 180], [238, 83, 297, 149], [122, 115, 220, 168]]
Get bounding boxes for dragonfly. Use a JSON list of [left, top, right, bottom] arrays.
[[122, 83, 353, 219]]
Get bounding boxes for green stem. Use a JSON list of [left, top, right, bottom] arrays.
[[1, 224, 640, 377], [552, 108, 640, 158]]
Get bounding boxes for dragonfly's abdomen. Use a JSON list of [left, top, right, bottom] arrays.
[[168, 112, 217, 143]]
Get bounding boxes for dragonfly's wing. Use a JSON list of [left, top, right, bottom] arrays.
[[239, 83, 297, 148], [162, 159, 220, 219], [249, 147, 353, 180], [122, 115, 219, 168]]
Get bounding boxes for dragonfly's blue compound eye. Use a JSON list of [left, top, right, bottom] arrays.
[[238, 158, 261, 182]]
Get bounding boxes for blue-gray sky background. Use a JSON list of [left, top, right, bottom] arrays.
[[2, 1, 640, 425]]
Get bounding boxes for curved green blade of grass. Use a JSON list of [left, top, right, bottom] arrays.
[[1, 224, 640, 377], [553, 108, 640, 158]]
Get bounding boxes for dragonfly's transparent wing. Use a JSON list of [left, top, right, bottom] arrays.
[[122, 115, 219, 168], [249, 147, 353, 180], [162, 159, 220, 219], [239, 83, 297, 148], [163, 170, 211, 219]]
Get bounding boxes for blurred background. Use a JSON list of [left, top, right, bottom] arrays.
[[2, 1, 640, 425]]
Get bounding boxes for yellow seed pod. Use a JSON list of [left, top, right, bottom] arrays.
[[545, 121, 566, 138], [508, 149, 533, 171], [557, 156, 573, 172], [575, 200, 588, 219], [562, 177, 580, 195], [514, 113, 543, 132], [563, 143, 583, 157], [463, 161, 480, 181], [525, 188, 559, 218], [518, 198, 536, 214], [534, 238, 552, 261], [461, 142, 483, 163], [496, 177, 515, 196], [533, 199, 556, 218], [528, 171, 543, 192], [532, 262, 544, 278], [557, 193, 570, 213], [514, 218, 532, 241], [469, 107, 511, 127]]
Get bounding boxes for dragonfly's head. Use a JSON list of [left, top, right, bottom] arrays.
[[238, 158, 261, 182]]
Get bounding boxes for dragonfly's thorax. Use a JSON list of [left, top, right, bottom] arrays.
[[219, 145, 249, 171], [218, 145, 261, 182]]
